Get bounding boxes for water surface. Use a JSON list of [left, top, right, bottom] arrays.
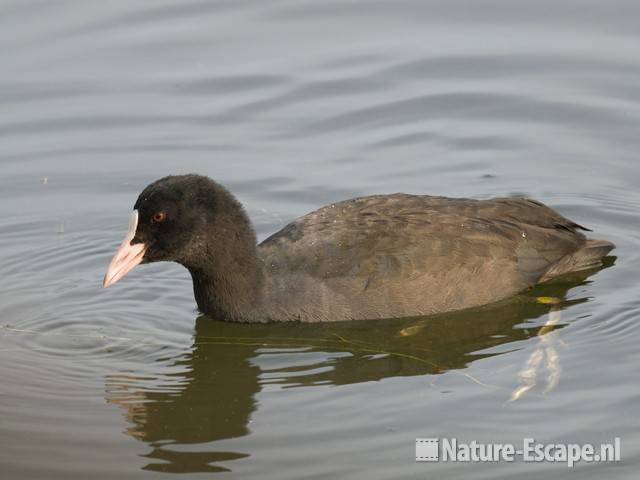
[[1, 1, 639, 479]]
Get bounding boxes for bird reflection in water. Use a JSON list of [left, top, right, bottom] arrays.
[[105, 259, 613, 474]]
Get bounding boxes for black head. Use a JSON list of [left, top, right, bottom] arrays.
[[103, 174, 256, 288], [133, 174, 219, 264]]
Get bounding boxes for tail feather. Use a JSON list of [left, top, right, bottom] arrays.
[[540, 239, 615, 282]]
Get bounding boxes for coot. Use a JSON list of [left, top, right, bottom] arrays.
[[103, 174, 614, 322]]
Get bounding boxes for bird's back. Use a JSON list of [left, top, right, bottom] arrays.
[[257, 194, 612, 322]]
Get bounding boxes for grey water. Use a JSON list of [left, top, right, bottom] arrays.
[[1, 1, 639, 479]]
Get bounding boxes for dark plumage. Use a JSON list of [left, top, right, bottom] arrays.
[[103, 174, 614, 322]]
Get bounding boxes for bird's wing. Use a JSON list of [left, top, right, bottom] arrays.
[[258, 194, 587, 290]]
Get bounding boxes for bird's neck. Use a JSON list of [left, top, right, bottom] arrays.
[[186, 231, 265, 322]]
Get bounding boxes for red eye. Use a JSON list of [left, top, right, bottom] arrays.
[[152, 212, 167, 223]]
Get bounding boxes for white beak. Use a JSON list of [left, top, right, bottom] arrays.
[[103, 210, 146, 288]]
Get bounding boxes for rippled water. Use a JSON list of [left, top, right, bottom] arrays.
[[1, 1, 639, 479]]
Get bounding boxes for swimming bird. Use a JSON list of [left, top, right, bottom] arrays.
[[103, 174, 614, 322]]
